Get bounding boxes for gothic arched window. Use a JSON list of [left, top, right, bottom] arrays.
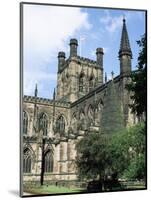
[[39, 113, 48, 136], [79, 74, 84, 92], [44, 151, 53, 173], [23, 148, 31, 173], [23, 111, 28, 135], [56, 115, 65, 133]]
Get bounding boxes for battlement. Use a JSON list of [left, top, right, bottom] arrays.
[[58, 38, 103, 74], [77, 56, 97, 65], [58, 56, 99, 73], [23, 95, 70, 108]]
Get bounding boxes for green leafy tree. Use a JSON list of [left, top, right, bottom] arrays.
[[76, 123, 146, 185], [76, 133, 110, 181], [109, 123, 146, 180], [126, 34, 147, 116]]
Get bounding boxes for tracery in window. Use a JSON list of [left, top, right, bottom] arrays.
[[44, 151, 53, 172], [79, 73, 84, 92], [39, 113, 48, 136], [23, 148, 31, 173], [56, 115, 65, 134]]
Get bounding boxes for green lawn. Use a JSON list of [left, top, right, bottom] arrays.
[[24, 185, 84, 195], [24, 182, 146, 195]]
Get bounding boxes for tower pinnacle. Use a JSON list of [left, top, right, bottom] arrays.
[[119, 18, 132, 58], [119, 18, 132, 75], [34, 83, 38, 97]]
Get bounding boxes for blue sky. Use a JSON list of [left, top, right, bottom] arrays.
[[23, 4, 146, 99]]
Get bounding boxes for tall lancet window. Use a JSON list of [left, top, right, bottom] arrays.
[[95, 100, 103, 126], [56, 115, 65, 134], [23, 111, 28, 135], [39, 113, 48, 136], [44, 151, 53, 172], [79, 73, 84, 92], [88, 105, 94, 125], [23, 148, 32, 173], [89, 76, 94, 91]]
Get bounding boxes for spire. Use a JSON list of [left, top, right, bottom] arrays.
[[105, 72, 107, 83], [119, 18, 132, 58], [53, 88, 56, 100], [34, 83, 38, 97], [111, 71, 114, 80]]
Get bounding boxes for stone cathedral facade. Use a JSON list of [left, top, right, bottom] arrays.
[[22, 19, 136, 185]]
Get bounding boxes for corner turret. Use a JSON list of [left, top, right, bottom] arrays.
[[58, 51, 66, 73], [69, 38, 78, 57]]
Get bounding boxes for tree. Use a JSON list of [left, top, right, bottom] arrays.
[[76, 122, 146, 189], [126, 34, 147, 117], [109, 123, 146, 180], [101, 79, 125, 135], [76, 132, 110, 181]]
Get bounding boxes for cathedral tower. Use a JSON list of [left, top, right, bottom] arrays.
[[56, 38, 104, 102]]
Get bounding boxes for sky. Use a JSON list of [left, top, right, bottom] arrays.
[[23, 4, 146, 99]]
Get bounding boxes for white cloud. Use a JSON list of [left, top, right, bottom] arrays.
[[100, 10, 145, 34], [23, 5, 92, 96], [24, 71, 57, 96], [100, 11, 123, 33]]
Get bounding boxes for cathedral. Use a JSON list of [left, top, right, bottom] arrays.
[[22, 18, 136, 186]]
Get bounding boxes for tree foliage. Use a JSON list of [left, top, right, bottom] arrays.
[[126, 34, 147, 116], [76, 133, 110, 180], [76, 123, 146, 181], [109, 123, 146, 180]]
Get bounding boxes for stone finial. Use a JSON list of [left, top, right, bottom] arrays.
[[34, 83, 38, 97], [53, 88, 56, 100], [111, 71, 114, 80], [105, 72, 107, 83]]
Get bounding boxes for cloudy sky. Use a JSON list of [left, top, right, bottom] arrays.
[[23, 4, 146, 98]]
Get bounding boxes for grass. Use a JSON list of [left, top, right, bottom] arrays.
[[24, 182, 146, 195], [24, 185, 85, 195]]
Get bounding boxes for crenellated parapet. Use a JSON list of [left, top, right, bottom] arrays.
[[23, 95, 71, 108]]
